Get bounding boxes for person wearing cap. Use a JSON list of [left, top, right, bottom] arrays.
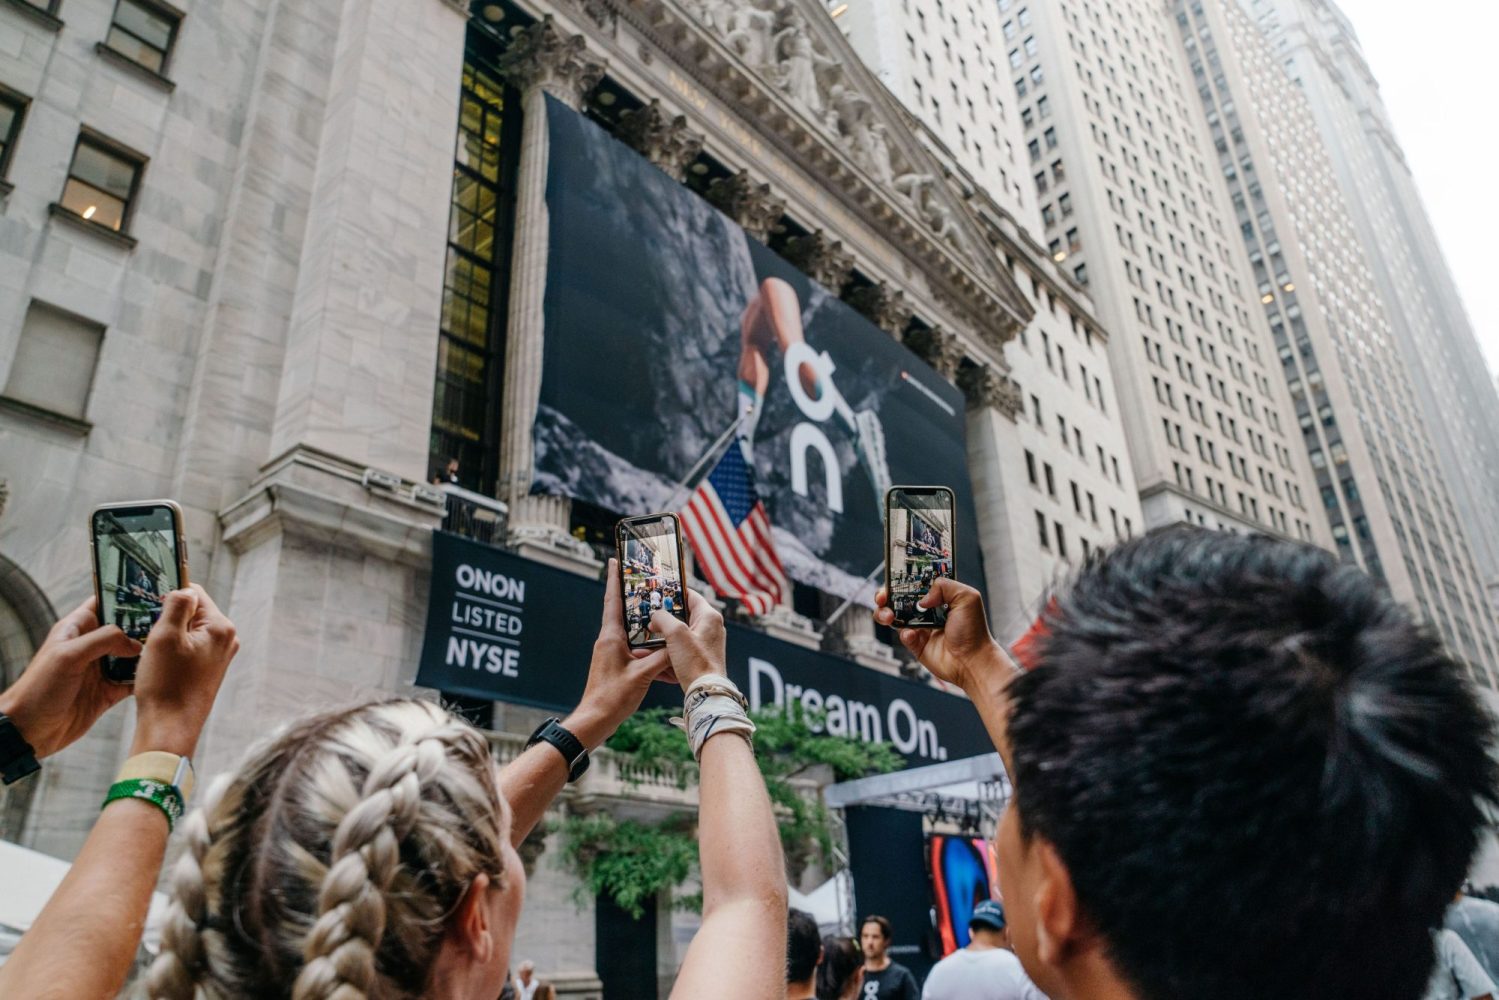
[[921, 901, 1047, 1000]]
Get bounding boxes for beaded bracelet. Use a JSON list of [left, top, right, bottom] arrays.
[[102, 777, 185, 832]]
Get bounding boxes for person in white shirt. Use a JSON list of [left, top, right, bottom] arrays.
[[922, 901, 1047, 1000], [516, 960, 539, 1000], [1422, 929, 1495, 1000]]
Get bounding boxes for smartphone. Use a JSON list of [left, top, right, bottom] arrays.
[[617, 513, 689, 649], [91, 500, 188, 683], [885, 486, 956, 628]]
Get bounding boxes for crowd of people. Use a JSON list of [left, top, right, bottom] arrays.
[[0, 526, 1497, 1000]]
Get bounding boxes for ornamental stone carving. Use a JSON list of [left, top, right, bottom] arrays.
[[496, 16, 606, 109], [904, 326, 964, 382], [895, 172, 961, 245], [847, 281, 914, 338], [773, 10, 838, 120], [959, 362, 1024, 421], [783, 229, 854, 291], [706, 170, 785, 242], [617, 99, 705, 180]]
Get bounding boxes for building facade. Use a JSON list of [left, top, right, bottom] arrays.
[[1247, 0, 1499, 600], [1169, 0, 1499, 683], [1002, 0, 1329, 543], [0, 0, 1095, 993], [833, 0, 1146, 641]]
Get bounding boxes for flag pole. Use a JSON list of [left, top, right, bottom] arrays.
[[664, 408, 752, 510], [823, 560, 886, 626]]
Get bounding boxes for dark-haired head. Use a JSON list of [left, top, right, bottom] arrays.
[[816, 935, 863, 1000], [997, 527, 1498, 1000], [788, 908, 821, 984]]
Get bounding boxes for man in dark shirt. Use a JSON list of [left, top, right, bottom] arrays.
[[860, 915, 918, 1000]]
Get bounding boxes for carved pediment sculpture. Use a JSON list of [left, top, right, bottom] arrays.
[[665, 0, 1035, 345]]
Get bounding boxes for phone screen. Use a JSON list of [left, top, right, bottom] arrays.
[[618, 515, 688, 648], [93, 504, 183, 681], [886, 487, 956, 628]]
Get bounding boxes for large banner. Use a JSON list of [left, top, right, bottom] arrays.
[[533, 96, 985, 608], [415, 532, 993, 765]]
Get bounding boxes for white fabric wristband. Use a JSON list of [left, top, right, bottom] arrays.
[[671, 676, 756, 760]]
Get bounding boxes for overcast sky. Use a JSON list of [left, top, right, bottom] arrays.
[[1331, 0, 1499, 380]]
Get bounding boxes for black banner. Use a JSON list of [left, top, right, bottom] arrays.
[[532, 95, 986, 611], [415, 532, 992, 765]]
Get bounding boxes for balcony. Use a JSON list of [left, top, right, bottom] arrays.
[[486, 729, 701, 818], [441, 483, 508, 544]]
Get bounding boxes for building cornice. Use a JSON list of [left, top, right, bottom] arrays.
[[521, 0, 1034, 360]]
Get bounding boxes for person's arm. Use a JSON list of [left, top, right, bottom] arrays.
[[656, 590, 787, 1000], [874, 577, 1020, 755], [497, 558, 670, 846], [0, 585, 238, 1000]]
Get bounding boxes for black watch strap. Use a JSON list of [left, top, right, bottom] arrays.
[[0, 712, 40, 786], [526, 717, 589, 782]]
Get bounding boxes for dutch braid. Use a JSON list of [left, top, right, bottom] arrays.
[[146, 774, 237, 1000], [291, 733, 453, 1000], [139, 700, 509, 1000]]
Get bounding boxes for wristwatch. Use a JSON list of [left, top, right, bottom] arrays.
[[0, 711, 40, 785], [526, 717, 590, 782]]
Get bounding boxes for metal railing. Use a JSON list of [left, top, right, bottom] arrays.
[[440, 483, 508, 544]]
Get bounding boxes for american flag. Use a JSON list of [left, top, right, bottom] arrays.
[[680, 442, 787, 616]]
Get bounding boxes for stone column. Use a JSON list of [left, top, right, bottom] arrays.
[[705, 170, 785, 243], [783, 229, 855, 291], [826, 608, 900, 674], [616, 99, 704, 181], [495, 18, 606, 574], [961, 358, 1030, 638], [846, 281, 914, 338]]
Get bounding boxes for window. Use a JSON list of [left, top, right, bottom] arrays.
[[104, 0, 182, 75], [1044, 463, 1056, 498], [3, 301, 105, 421], [1031, 393, 1043, 428], [1024, 35, 1039, 56], [57, 131, 146, 233], [1055, 522, 1068, 559], [430, 56, 520, 495], [1009, 48, 1023, 69], [1026, 449, 1038, 486], [1037, 511, 1050, 550], [0, 87, 29, 187]]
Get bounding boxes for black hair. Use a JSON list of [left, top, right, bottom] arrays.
[[1006, 528, 1498, 1000], [859, 914, 892, 941], [787, 908, 821, 983], [816, 935, 862, 1000]]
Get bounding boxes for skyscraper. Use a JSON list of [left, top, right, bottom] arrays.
[[1247, 0, 1499, 599], [842, 0, 1328, 543], [1169, 0, 1499, 683], [832, 0, 1147, 641]]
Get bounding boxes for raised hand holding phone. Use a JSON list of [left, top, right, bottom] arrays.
[[0, 596, 139, 762], [874, 577, 1005, 691]]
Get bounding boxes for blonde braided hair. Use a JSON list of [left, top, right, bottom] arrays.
[[144, 699, 509, 999]]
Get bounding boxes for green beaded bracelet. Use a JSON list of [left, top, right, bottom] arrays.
[[102, 777, 185, 831]]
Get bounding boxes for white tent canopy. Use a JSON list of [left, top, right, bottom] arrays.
[[0, 839, 169, 966]]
